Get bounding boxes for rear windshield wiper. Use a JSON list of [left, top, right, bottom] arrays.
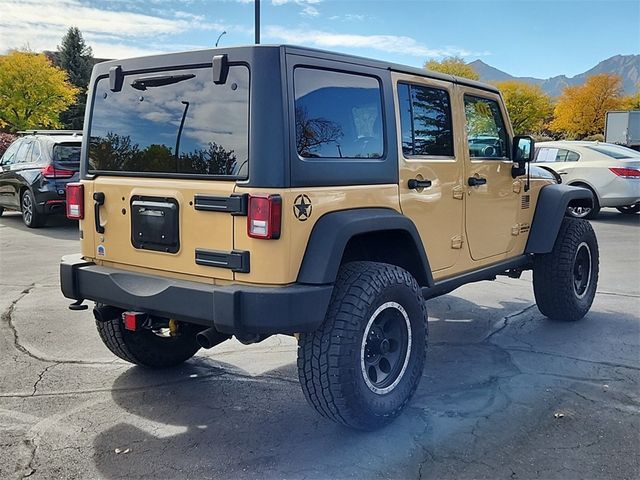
[[131, 74, 196, 91]]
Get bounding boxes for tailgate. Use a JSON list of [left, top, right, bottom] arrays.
[[88, 176, 237, 281]]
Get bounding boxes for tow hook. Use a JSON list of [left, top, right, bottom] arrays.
[[68, 299, 88, 311]]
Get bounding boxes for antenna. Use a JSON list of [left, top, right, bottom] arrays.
[[255, 0, 260, 44]]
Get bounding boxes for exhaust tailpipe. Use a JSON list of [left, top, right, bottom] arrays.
[[196, 327, 230, 349], [93, 305, 123, 323]]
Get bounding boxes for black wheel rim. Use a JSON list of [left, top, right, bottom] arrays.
[[22, 193, 33, 224], [361, 302, 412, 394], [573, 242, 592, 299]]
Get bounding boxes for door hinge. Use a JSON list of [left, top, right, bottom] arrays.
[[452, 185, 464, 200], [451, 235, 464, 249], [511, 224, 520, 236]]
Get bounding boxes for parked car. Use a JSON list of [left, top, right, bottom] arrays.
[[534, 141, 640, 218], [0, 131, 81, 227], [61, 45, 596, 430]]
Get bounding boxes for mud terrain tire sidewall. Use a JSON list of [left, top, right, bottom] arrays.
[[533, 217, 599, 321], [297, 261, 427, 430]]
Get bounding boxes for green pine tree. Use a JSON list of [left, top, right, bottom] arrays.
[[55, 27, 93, 130]]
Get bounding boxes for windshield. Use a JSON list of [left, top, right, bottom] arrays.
[[586, 144, 640, 160], [53, 143, 81, 170], [88, 65, 249, 177]]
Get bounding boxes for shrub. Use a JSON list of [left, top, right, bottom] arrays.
[[0, 132, 17, 157]]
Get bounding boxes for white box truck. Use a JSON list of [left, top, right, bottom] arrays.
[[605, 110, 640, 151]]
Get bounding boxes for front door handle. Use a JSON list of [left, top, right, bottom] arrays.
[[468, 176, 487, 187], [93, 192, 105, 234], [408, 178, 432, 190], [558, 171, 568, 175]]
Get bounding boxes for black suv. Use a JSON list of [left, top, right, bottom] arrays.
[[0, 131, 81, 227]]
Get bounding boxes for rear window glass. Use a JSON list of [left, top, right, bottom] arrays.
[[586, 144, 640, 159], [53, 143, 81, 170], [294, 68, 384, 159], [88, 66, 249, 177]]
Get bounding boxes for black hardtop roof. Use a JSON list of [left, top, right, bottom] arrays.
[[93, 44, 499, 94]]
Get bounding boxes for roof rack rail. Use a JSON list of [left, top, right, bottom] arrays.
[[17, 130, 82, 137]]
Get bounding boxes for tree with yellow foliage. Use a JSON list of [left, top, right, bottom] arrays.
[[493, 80, 553, 135], [0, 51, 79, 132], [622, 83, 640, 110], [550, 73, 625, 139], [425, 56, 480, 80]]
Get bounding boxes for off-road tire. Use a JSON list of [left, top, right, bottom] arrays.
[[533, 217, 599, 321], [616, 203, 640, 214], [566, 186, 600, 219], [96, 316, 201, 368], [297, 261, 427, 430], [21, 190, 45, 228]]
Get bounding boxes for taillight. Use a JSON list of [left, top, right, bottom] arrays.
[[66, 183, 84, 219], [610, 167, 640, 178], [247, 194, 282, 239], [42, 164, 75, 179]]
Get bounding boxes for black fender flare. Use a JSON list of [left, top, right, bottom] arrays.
[[525, 184, 594, 254], [296, 208, 434, 286]]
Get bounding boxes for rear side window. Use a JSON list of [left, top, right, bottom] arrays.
[[89, 66, 249, 177], [397, 83, 453, 157], [586, 144, 640, 159], [464, 95, 508, 159], [294, 68, 384, 159], [14, 140, 33, 164]]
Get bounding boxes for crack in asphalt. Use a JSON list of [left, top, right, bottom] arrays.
[[501, 346, 640, 371], [0, 366, 299, 399], [20, 438, 37, 479], [31, 363, 59, 397], [1, 285, 122, 367]]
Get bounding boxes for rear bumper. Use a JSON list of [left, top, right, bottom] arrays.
[[60, 254, 333, 335]]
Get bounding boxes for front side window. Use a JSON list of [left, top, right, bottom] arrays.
[[89, 66, 249, 177], [1, 140, 22, 165], [398, 83, 453, 157], [294, 68, 384, 159], [464, 95, 508, 159], [535, 147, 578, 163]]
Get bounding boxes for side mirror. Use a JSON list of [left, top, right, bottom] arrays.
[[512, 135, 534, 177]]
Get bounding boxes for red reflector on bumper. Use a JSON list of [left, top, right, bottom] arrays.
[[123, 312, 144, 331]]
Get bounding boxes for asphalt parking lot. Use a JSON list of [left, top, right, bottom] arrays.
[[0, 210, 638, 480]]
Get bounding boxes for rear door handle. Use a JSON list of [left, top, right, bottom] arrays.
[[93, 192, 105, 234], [468, 176, 487, 187], [408, 178, 432, 190]]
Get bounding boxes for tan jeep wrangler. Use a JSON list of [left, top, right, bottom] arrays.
[[60, 45, 598, 430]]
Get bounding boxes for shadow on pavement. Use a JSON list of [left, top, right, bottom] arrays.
[[92, 357, 429, 479], [592, 209, 640, 227]]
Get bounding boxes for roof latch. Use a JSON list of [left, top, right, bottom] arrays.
[[109, 65, 124, 92], [212, 54, 229, 85]]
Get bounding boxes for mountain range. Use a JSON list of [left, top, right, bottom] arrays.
[[469, 54, 639, 97]]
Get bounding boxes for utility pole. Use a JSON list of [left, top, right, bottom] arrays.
[[255, 0, 260, 44]]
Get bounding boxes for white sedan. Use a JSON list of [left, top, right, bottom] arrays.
[[534, 141, 640, 218]]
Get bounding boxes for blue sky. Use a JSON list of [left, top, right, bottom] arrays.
[[1, 0, 638, 79]]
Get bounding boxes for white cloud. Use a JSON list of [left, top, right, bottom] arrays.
[[301, 5, 320, 17], [0, 0, 231, 58], [272, 0, 322, 5], [265, 26, 487, 58]]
